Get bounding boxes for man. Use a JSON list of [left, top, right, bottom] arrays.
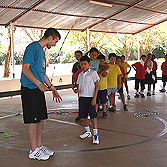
[[20, 28, 62, 160]]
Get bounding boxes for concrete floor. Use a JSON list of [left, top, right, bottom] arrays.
[[0, 80, 167, 167]]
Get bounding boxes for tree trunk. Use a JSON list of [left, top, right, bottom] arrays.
[[4, 37, 11, 77]]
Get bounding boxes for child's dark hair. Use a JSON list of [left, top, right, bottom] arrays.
[[108, 53, 116, 59], [97, 54, 105, 60], [89, 47, 99, 54], [116, 56, 122, 61], [75, 50, 83, 56], [43, 28, 61, 40], [147, 53, 152, 56], [80, 56, 90, 63], [152, 54, 155, 58], [141, 55, 146, 58], [121, 55, 125, 58]]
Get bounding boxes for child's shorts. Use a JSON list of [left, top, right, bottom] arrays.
[[21, 85, 48, 124], [118, 87, 123, 94], [79, 97, 97, 119], [162, 75, 167, 82], [96, 89, 107, 105], [135, 78, 145, 91], [107, 87, 117, 94]]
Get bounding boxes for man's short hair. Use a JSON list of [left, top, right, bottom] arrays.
[[116, 56, 122, 61], [43, 28, 61, 40], [97, 54, 105, 60], [80, 56, 90, 63], [75, 50, 83, 56], [108, 53, 116, 59]]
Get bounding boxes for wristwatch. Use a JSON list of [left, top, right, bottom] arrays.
[[47, 84, 53, 89]]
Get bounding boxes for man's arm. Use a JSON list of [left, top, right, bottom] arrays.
[[91, 80, 99, 106], [22, 64, 49, 92]]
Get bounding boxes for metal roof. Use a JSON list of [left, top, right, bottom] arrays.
[[0, 0, 167, 34]]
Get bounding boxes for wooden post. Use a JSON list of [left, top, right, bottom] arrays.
[[86, 28, 90, 52]]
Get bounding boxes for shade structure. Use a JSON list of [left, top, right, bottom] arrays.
[[0, 0, 167, 34]]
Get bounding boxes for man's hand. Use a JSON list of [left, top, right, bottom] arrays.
[[38, 83, 49, 92], [51, 88, 62, 103]]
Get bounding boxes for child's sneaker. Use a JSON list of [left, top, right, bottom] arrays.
[[93, 135, 100, 144], [127, 94, 131, 100], [147, 92, 151, 96], [102, 112, 107, 119], [140, 94, 145, 98], [40, 145, 54, 156], [134, 93, 139, 98], [159, 88, 166, 92], [79, 131, 92, 139], [152, 91, 155, 95], [124, 105, 128, 111], [29, 147, 50, 160]]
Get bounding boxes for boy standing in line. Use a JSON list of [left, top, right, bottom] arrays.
[[159, 54, 167, 92], [107, 53, 122, 112], [74, 56, 100, 144], [115, 56, 128, 111], [72, 50, 83, 121], [120, 55, 131, 99], [132, 55, 150, 98], [96, 54, 108, 119], [20, 28, 62, 160]]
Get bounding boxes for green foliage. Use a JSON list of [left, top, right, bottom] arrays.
[[152, 46, 165, 58], [0, 52, 6, 65]]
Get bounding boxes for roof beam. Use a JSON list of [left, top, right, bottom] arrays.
[[5, 0, 47, 27]]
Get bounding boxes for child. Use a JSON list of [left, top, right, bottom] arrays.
[[151, 54, 157, 95], [115, 56, 128, 111], [71, 50, 83, 121], [145, 53, 153, 96], [132, 55, 150, 98], [159, 54, 167, 92], [107, 53, 122, 112], [120, 55, 131, 99], [74, 56, 100, 144], [96, 54, 108, 119]]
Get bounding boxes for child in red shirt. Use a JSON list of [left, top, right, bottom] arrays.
[[159, 54, 167, 92], [116, 56, 128, 111], [132, 55, 150, 98], [151, 54, 157, 95]]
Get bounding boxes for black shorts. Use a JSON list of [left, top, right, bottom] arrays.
[[118, 87, 123, 94], [96, 89, 107, 105], [21, 85, 48, 124], [145, 73, 154, 84], [162, 75, 167, 82], [135, 78, 145, 91], [79, 97, 97, 119]]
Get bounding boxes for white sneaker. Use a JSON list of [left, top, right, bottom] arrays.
[[29, 147, 50, 160], [79, 131, 92, 139], [93, 135, 100, 144], [40, 145, 55, 156]]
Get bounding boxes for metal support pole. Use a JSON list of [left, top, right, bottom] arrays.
[[137, 33, 140, 60], [86, 28, 90, 52], [10, 22, 15, 78]]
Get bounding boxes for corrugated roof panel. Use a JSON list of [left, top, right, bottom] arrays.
[[14, 11, 102, 29], [0, 0, 40, 8], [0, 8, 25, 25], [91, 19, 150, 34], [112, 8, 167, 24]]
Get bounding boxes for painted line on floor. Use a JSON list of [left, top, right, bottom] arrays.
[[0, 115, 167, 153]]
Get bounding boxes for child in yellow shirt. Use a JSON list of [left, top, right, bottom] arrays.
[[96, 54, 108, 119], [107, 53, 122, 112], [120, 55, 131, 99]]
